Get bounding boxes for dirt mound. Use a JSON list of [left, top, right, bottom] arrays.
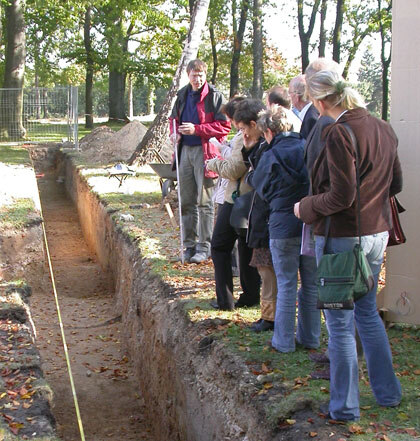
[[79, 121, 148, 165]]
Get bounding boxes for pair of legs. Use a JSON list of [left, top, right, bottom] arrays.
[[315, 232, 402, 421], [211, 202, 260, 310], [258, 265, 277, 321], [270, 237, 320, 352], [178, 144, 215, 255]]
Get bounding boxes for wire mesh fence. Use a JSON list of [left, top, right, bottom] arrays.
[[0, 86, 78, 146]]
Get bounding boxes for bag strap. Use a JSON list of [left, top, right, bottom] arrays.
[[323, 122, 362, 251]]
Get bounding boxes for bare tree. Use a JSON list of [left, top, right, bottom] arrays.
[[297, 0, 321, 73], [252, 0, 263, 99], [230, 0, 249, 97], [84, 6, 94, 129], [332, 0, 345, 63], [318, 0, 328, 57], [128, 0, 211, 165], [2, 0, 26, 139], [377, 0, 392, 120]]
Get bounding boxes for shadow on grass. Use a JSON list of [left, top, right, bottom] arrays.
[[0, 146, 31, 166]]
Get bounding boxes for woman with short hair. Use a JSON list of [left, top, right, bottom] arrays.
[[295, 68, 402, 421]]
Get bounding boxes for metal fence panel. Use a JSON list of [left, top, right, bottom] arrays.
[[0, 86, 78, 145]]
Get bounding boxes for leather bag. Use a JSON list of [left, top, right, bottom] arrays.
[[388, 195, 406, 246]]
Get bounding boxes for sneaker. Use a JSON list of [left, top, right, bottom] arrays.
[[181, 248, 195, 263], [308, 352, 330, 364], [250, 319, 274, 333], [190, 251, 210, 263]]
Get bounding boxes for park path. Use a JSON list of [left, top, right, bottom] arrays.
[[29, 172, 154, 441]]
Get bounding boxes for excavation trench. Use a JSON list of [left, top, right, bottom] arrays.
[[29, 151, 155, 441], [27, 146, 273, 441], [26, 146, 326, 441]]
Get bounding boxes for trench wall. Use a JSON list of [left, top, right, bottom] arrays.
[[59, 151, 272, 441]]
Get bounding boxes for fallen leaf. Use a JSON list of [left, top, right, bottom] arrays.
[[309, 431, 317, 437], [286, 419, 296, 425], [348, 423, 364, 434]]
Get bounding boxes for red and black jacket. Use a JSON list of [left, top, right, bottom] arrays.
[[169, 81, 231, 178]]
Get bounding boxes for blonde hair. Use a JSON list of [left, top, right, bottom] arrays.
[[257, 105, 293, 135], [306, 70, 365, 110], [305, 58, 341, 80]]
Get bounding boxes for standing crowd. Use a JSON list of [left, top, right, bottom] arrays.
[[169, 58, 402, 422]]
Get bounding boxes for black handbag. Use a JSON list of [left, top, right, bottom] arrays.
[[316, 124, 374, 310], [229, 179, 254, 235]]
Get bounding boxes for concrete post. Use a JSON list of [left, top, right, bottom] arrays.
[[381, 0, 420, 324]]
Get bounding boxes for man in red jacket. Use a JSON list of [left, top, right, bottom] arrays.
[[169, 59, 231, 263]]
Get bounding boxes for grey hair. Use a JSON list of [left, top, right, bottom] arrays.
[[289, 75, 306, 98], [306, 70, 365, 110], [257, 105, 293, 135], [305, 58, 341, 80]]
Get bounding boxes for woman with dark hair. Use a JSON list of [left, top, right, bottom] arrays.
[[295, 67, 402, 421], [206, 97, 261, 311], [232, 99, 277, 330]]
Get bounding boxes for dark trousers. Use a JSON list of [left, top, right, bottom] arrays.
[[211, 202, 260, 309]]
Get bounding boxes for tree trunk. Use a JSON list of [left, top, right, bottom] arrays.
[[128, 0, 210, 166], [319, 0, 328, 57], [108, 71, 127, 121], [332, 0, 345, 63], [2, 0, 26, 139], [127, 74, 133, 119], [84, 7, 94, 129], [378, 0, 392, 121], [297, 0, 321, 73], [230, 0, 249, 97], [252, 0, 263, 99], [209, 23, 218, 84]]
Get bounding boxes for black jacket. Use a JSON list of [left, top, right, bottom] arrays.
[[242, 139, 271, 248]]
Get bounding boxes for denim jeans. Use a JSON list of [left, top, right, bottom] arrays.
[[270, 237, 320, 352], [315, 232, 402, 421]]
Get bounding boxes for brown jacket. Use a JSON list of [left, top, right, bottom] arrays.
[[299, 108, 403, 237]]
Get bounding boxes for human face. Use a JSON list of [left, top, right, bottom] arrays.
[[188, 69, 206, 91], [288, 85, 299, 109], [235, 120, 261, 148]]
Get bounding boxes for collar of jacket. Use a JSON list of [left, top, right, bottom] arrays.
[[178, 81, 210, 103]]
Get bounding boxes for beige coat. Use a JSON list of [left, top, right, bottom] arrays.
[[206, 131, 253, 204]]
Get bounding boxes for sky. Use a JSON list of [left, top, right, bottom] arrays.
[[263, 2, 381, 80]]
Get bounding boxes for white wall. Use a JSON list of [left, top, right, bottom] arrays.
[[382, 0, 420, 324]]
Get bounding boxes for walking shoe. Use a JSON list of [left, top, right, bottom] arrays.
[[235, 300, 259, 308], [190, 251, 210, 263], [210, 300, 234, 311], [180, 247, 195, 263], [250, 319, 274, 333], [308, 351, 330, 364]]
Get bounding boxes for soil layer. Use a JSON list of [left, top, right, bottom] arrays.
[[29, 171, 154, 441]]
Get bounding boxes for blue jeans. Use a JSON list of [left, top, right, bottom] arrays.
[[270, 237, 320, 352], [315, 232, 402, 421]]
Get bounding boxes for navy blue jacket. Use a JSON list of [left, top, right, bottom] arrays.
[[249, 132, 309, 239]]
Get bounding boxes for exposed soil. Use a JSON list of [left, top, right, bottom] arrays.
[[29, 171, 154, 441]]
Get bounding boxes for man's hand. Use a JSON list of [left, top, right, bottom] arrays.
[[170, 132, 181, 145], [178, 122, 196, 135], [294, 202, 300, 219]]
